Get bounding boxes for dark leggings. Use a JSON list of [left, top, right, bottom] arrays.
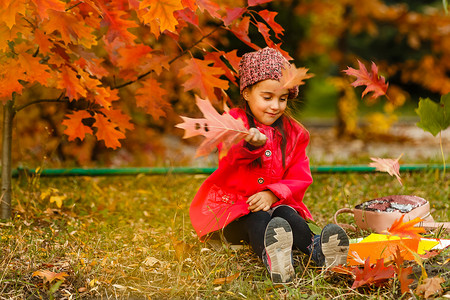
[[223, 206, 314, 259]]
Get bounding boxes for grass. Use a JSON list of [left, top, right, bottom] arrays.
[[1, 171, 449, 299]]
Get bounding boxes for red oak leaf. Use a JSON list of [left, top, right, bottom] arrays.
[[230, 17, 260, 50], [174, 8, 199, 27], [196, 0, 221, 19], [224, 7, 246, 26], [257, 10, 284, 39], [280, 63, 314, 90], [181, 58, 229, 102], [386, 215, 425, 240], [94, 114, 126, 149], [248, 0, 273, 6], [57, 65, 87, 100], [204, 51, 238, 85], [369, 153, 403, 185], [351, 258, 395, 289], [256, 21, 272, 46], [62, 111, 93, 142], [343, 60, 389, 101], [175, 96, 248, 158]]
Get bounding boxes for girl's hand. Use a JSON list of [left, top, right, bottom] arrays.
[[245, 128, 267, 147], [247, 190, 278, 212]]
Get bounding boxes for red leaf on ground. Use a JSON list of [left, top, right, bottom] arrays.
[[343, 60, 389, 101], [175, 96, 248, 158], [351, 258, 395, 289]]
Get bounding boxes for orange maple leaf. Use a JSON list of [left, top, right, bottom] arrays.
[[57, 66, 87, 100], [33, 29, 53, 54], [280, 63, 314, 90], [343, 60, 389, 101], [181, 58, 229, 102], [0, 58, 25, 100], [197, 0, 221, 19], [1, 0, 27, 29], [100, 109, 135, 133], [32, 269, 68, 284], [369, 153, 403, 185], [140, 0, 184, 33], [94, 114, 126, 149], [230, 17, 260, 50], [258, 10, 284, 39], [98, 5, 138, 43], [135, 77, 170, 119], [62, 111, 93, 142], [18, 52, 52, 86], [30, 0, 66, 20], [204, 51, 238, 85], [175, 96, 248, 158], [351, 258, 395, 289], [116, 44, 152, 70], [386, 215, 425, 240]]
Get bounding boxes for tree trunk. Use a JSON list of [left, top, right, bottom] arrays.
[[1, 98, 14, 220]]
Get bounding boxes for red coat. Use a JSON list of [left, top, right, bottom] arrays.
[[190, 108, 313, 240]]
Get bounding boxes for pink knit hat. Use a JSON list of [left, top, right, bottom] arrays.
[[239, 47, 299, 99]]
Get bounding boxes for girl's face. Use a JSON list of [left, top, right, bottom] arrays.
[[243, 79, 289, 126]]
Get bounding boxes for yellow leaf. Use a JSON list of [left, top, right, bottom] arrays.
[[49, 195, 66, 208], [213, 272, 240, 285]]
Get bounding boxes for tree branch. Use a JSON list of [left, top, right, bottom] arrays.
[[113, 26, 223, 90], [15, 98, 70, 113]]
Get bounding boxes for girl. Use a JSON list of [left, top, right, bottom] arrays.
[[189, 47, 349, 283]]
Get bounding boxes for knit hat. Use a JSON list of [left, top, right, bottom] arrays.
[[239, 47, 299, 99]]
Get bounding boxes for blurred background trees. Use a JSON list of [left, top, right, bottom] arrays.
[[2, 0, 449, 168]]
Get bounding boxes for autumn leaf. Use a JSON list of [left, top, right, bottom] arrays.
[[416, 277, 445, 298], [279, 63, 314, 91], [0, 0, 27, 29], [230, 16, 260, 50], [416, 94, 450, 137], [181, 58, 229, 102], [393, 247, 414, 294], [170, 236, 194, 261], [369, 153, 403, 185], [197, 0, 221, 19], [98, 5, 138, 43], [30, 0, 66, 20], [62, 111, 93, 142], [139, 0, 184, 33], [57, 65, 87, 100], [351, 258, 395, 289], [135, 77, 170, 119], [258, 10, 284, 39], [175, 96, 248, 158], [32, 269, 68, 284], [224, 7, 246, 26], [248, 0, 273, 6], [50, 195, 67, 208], [94, 114, 126, 149], [213, 273, 241, 285], [385, 215, 425, 240], [100, 109, 135, 133], [343, 60, 389, 101]]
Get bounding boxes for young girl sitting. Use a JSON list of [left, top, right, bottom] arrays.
[[189, 47, 349, 283]]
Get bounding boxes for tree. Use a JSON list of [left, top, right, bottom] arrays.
[[0, 0, 288, 219]]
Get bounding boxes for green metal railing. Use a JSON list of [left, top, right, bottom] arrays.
[[11, 164, 445, 177]]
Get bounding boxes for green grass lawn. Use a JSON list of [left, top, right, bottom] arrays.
[[1, 171, 449, 299]]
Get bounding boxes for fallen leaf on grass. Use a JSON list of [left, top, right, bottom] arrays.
[[369, 154, 403, 185], [385, 215, 425, 240], [416, 276, 445, 298], [32, 269, 68, 284], [351, 258, 394, 289], [213, 272, 240, 285], [393, 247, 414, 294], [170, 236, 194, 261]]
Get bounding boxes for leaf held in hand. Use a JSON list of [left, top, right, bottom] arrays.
[[175, 96, 248, 158], [343, 60, 389, 101], [369, 153, 403, 185]]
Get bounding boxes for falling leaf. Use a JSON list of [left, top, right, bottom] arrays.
[[351, 258, 395, 289], [416, 277, 445, 298], [369, 153, 403, 185], [175, 96, 248, 158], [213, 272, 241, 285], [343, 60, 389, 101], [386, 215, 425, 240], [279, 62, 314, 90], [32, 269, 69, 284], [416, 94, 450, 137]]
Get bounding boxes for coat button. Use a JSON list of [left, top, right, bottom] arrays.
[[257, 177, 264, 184], [264, 150, 272, 157]]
